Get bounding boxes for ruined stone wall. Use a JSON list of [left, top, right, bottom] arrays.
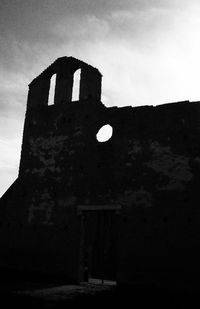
[[19, 99, 200, 283], [1, 97, 200, 283], [0, 56, 103, 282], [1, 57, 200, 284], [19, 100, 200, 222]]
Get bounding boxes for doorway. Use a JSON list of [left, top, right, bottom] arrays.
[[78, 205, 120, 284]]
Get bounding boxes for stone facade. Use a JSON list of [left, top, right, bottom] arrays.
[[1, 57, 200, 286]]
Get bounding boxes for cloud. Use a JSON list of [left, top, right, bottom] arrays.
[[0, 71, 28, 118], [0, 166, 18, 197], [0, 137, 21, 169], [0, 137, 21, 196], [43, 1, 200, 107], [1, 0, 200, 196], [52, 14, 110, 42]]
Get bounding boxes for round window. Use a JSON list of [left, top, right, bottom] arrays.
[[96, 124, 113, 142]]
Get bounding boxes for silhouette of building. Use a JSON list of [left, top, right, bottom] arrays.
[[0, 56, 200, 286]]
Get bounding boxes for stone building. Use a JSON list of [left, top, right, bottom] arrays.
[[0, 56, 200, 286]]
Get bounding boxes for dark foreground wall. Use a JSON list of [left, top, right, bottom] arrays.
[[1, 57, 200, 287]]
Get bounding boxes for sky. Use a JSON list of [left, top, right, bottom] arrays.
[[1, 0, 200, 196]]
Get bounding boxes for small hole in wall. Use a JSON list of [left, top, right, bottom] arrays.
[[96, 124, 113, 142]]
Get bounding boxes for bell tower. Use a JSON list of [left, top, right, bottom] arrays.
[[19, 56, 102, 177]]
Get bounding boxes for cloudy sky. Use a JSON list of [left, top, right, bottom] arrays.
[[1, 0, 200, 196]]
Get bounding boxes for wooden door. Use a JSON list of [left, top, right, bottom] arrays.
[[80, 209, 118, 282]]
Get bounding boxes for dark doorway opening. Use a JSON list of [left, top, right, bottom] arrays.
[[78, 205, 120, 285]]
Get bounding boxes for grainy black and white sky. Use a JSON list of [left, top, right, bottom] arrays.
[[1, 0, 200, 196]]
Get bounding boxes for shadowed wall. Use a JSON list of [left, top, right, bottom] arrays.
[[0, 57, 200, 286]]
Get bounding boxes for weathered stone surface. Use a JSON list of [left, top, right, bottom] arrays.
[[1, 57, 200, 286]]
